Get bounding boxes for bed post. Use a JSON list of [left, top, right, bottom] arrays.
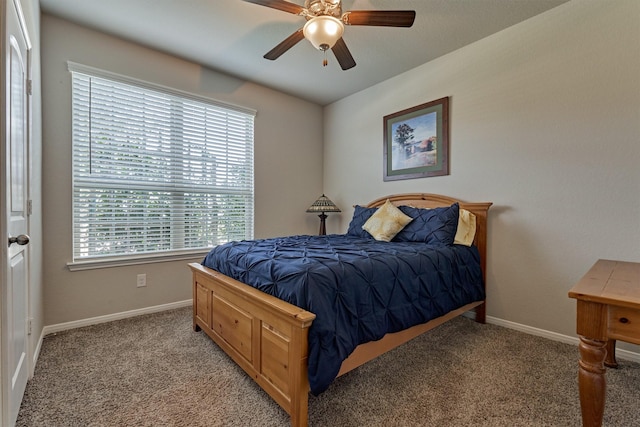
[[192, 271, 203, 332], [289, 325, 311, 427], [462, 202, 491, 324]]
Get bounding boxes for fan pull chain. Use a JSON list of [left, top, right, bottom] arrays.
[[323, 50, 328, 67]]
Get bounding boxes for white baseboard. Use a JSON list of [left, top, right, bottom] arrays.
[[484, 314, 640, 364], [42, 299, 193, 336], [34, 303, 640, 374], [30, 300, 192, 381], [30, 328, 44, 378]]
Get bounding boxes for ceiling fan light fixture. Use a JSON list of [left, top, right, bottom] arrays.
[[303, 16, 344, 51]]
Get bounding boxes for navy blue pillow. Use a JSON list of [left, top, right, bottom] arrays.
[[394, 203, 459, 245], [346, 205, 377, 238]]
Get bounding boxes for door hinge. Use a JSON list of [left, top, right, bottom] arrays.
[[27, 79, 33, 96], [27, 199, 33, 216], [28, 318, 33, 335]]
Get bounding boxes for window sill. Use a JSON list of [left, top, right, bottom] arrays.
[[67, 249, 210, 271]]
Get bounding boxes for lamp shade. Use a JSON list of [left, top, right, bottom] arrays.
[[303, 16, 344, 51], [306, 194, 341, 213]]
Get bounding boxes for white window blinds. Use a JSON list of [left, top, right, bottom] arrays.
[[69, 63, 255, 262]]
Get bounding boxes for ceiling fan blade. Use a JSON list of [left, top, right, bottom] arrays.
[[264, 29, 305, 60], [242, 0, 304, 15], [331, 38, 356, 70], [343, 10, 416, 27]]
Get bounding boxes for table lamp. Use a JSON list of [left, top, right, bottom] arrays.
[[306, 194, 341, 235]]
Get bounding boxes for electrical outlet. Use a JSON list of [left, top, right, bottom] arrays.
[[137, 274, 147, 288]]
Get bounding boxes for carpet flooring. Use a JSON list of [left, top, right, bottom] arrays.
[[16, 307, 640, 426]]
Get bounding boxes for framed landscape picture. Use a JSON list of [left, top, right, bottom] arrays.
[[383, 97, 449, 181]]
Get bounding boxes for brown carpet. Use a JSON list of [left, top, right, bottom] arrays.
[[17, 307, 640, 426]]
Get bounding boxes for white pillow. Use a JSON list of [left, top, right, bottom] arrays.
[[362, 199, 413, 242], [454, 208, 477, 246]]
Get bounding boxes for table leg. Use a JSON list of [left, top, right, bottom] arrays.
[[578, 336, 607, 427], [604, 339, 618, 368]]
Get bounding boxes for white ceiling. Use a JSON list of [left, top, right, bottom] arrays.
[[40, 0, 569, 105]]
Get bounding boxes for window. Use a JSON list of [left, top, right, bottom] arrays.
[[68, 63, 255, 268]]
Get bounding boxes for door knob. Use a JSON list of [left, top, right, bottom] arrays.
[[8, 234, 30, 246]]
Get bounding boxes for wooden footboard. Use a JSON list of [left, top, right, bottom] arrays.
[[190, 262, 315, 426], [191, 193, 491, 427]]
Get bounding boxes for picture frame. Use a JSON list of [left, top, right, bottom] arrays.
[[383, 97, 449, 181]]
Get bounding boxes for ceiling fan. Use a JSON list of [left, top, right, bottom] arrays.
[[243, 0, 416, 70]]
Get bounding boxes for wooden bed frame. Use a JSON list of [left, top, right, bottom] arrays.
[[189, 193, 492, 427]]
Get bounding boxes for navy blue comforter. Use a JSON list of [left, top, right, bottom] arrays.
[[202, 234, 484, 395]]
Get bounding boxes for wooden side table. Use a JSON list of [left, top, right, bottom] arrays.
[[568, 259, 640, 427]]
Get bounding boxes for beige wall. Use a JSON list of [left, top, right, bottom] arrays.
[[40, 0, 640, 355], [41, 15, 324, 325], [324, 0, 640, 348]]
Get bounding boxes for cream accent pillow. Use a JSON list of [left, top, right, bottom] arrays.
[[362, 199, 413, 242], [454, 208, 477, 246]]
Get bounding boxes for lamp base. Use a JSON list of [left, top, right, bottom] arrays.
[[318, 213, 327, 236]]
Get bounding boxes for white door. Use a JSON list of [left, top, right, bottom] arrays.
[[2, 0, 31, 425]]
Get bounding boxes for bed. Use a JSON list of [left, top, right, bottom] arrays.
[[189, 193, 491, 427]]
